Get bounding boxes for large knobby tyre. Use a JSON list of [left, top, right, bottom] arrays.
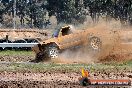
[[33, 52, 45, 62], [89, 36, 102, 51], [48, 46, 59, 59], [33, 44, 59, 62]]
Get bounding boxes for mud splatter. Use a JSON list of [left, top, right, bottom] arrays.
[[52, 20, 132, 63]]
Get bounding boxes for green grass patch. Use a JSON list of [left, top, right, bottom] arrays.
[[0, 50, 131, 72], [0, 50, 34, 56], [0, 61, 131, 73]]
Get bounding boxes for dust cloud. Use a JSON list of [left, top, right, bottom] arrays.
[[52, 19, 132, 64], [56, 48, 98, 64]]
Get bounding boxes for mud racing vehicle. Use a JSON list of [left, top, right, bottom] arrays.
[[32, 25, 120, 62]]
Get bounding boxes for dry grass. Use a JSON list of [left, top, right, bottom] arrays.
[[0, 60, 131, 73]]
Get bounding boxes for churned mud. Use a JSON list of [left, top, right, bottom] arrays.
[[0, 69, 131, 88]]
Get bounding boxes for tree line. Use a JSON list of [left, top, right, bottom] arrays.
[[0, 0, 132, 29]]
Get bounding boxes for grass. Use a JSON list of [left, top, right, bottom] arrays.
[[0, 60, 131, 73], [0, 50, 131, 73], [0, 50, 34, 56]]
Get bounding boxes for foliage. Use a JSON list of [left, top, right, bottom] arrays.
[[0, 0, 132, 28]]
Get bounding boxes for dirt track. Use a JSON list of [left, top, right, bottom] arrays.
[[0, 29, 49, 40], [0, 69, 131, 88], [0, 54, 35, 62]]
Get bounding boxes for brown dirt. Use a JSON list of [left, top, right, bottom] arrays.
[[0, 29, 50, 40], [0, 69, 131, 88], [100, 53, 132, 62], [0, 55, 35, 62]]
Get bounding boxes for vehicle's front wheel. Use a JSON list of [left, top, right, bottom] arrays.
[[48, 46, 59, 59], [33, 44, 59, 62], [32, 51, 45, 62]]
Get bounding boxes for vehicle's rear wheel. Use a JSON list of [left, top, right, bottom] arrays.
[[89, 36, 102, 51]]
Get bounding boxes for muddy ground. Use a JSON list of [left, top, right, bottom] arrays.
[[0, 53, 131, 88], [0, 49, 131, 87], [0, 69, 131, 88], [0, 51, 131, 63], [0, 54, 35, 62], [0, 45, 131, 88], [0, 29, 49, 40]]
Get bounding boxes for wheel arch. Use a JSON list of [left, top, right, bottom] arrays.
[[41, 42, 60, 50]]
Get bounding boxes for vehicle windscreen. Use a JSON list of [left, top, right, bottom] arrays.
[[52, 29, 60, 37]]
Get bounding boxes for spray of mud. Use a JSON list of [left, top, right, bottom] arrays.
[[52, 48, 96, 64], [93, 21, 132, 62], [52, 20, 132, 64]]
